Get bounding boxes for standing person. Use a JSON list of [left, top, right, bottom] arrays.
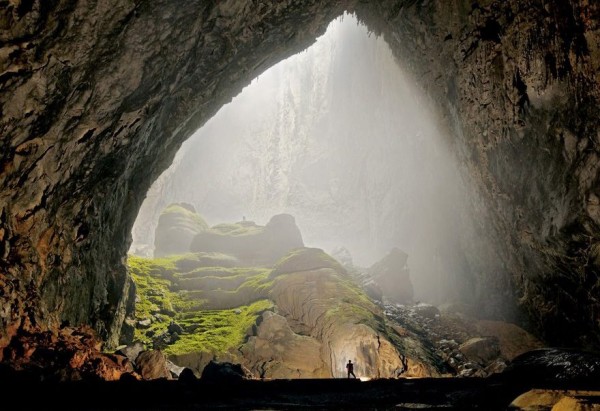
[[346, 359, 356, 379]]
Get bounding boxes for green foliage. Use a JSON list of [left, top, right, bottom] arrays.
[[161, 203, 208, 231], [128, 255, 181, 344], [271, 247, 345, 277], [128, 254, 274, 351], [165, 299, 273, 356]]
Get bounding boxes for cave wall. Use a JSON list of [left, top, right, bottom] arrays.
[[1, 0, 599, 350], [0, 0, 349, 349], [356, 0, 600, 346]]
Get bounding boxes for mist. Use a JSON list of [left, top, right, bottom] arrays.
[[131, 14, 477, 305]]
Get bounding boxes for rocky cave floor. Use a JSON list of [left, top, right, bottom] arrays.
[[2, 304, 600, 410], [2, 369, 600, 410]]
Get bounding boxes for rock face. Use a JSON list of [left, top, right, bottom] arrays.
[[1, 326, 136, 381], [154, 203, 208, 257], [135, 350, 172, 380], [190, 214, 303, 265], [130, 244, 441, 378], [368, 248, 413, 304], [0, 0, 599, 354]]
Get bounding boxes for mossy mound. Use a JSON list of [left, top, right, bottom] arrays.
[[271, 247, 345, 277], [154, 203, 209, 258], [190, 214, 303, 265], [127, 245, 439, 378], [127, 254, 273, 358]]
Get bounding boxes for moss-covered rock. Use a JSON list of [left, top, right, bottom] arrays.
[[190, 214, 303, 265], [154, 203, 209, 258], [128, 244, 443, 378], [271, 247, 345, 277]]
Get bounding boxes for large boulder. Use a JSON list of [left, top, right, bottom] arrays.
[[502, 348, 600, 384], [154, 203, 208, 257], [135, 350, 172, 380], [240, 311, 328, 378], [458, 337, 501, 365], [270, 247, 344, 277], [190, 214, 303, 265], [368, 248, 414, 304], [200, 360, 251, 382]]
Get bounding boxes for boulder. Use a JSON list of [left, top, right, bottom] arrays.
[[503, 348, 600, 384], [474, 320, 544, 360], [168, 321, 184, 335], [190, 214, 304, 265], [200, 360, 250, 382], [510, 389, 600, 411], [412, 304, 440, 320], [166, 359, 186, 378], [368, 248, 413, 304], [154, 203, 208, 257], [178, 367, 198, 383], [115, 341, 146, 364], [458, 337, 501, 365], [240, 311, 328, 378], [270, 247, 344, 278], [135, 350, 172, 380]]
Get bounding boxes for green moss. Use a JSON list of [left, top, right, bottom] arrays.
[[161, 203, 208, 231], [128, 255, 182, 344], [271, 247, 345, 277], [173, 252, 239, 272], [165, 299, 273, 356], [128, 254, 276, 350], [238, 269, 274, 295], [210, 222, 263, 236]]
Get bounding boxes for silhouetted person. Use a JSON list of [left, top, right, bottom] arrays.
[[346, 360, 356, 379], [399, 354, 408, 376]]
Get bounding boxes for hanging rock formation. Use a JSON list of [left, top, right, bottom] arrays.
[[0, 0, 599, 355]]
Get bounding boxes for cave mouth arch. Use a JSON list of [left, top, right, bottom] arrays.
[[131, 12, 481, 311], [1, 1, 598, 358]]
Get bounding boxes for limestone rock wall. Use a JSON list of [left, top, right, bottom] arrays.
[[1, 0, 599, 350], [0, 0, 349, 349], [357, 0, 600, 347]]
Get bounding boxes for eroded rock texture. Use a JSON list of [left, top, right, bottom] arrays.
[[1, 0, 599, 352]]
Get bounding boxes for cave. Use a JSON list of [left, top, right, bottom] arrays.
[[1, 0, 599, 408]]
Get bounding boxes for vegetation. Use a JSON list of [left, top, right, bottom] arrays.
[[127, 245, 399, 363], [166, 299, 273, 356], [160, 203, 208, 231], [128, 254, 274, 352], [271, 247, 345, 277]]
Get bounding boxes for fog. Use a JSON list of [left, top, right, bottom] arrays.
[[131, 14, 477, 305]]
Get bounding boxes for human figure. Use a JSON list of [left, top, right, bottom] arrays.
[[399, 354, 409, 376], [346, 360, 356, 379]]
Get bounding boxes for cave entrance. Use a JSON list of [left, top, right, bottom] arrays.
[[125, 13, 487, 379], [131, 13, 474, 304]]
